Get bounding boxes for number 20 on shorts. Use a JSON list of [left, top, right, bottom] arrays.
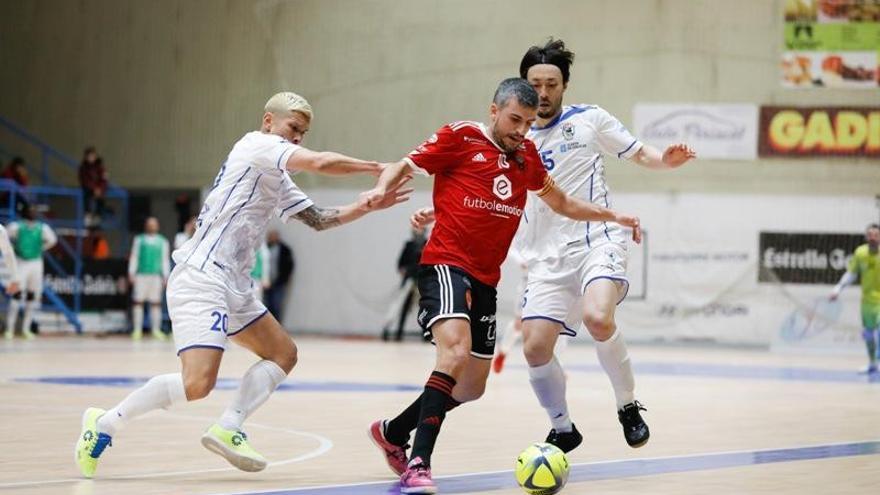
[[210, 311, 229, 334]]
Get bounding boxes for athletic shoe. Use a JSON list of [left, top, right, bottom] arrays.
[[23, 330, 35, 340], [153, 330, 168, 342], [4, 330, 12, 340], [492, 352, 506, 373], [618, 401, 650, 448], [400, 457, 437, 494], [368, 420, 409, 475], [75, 407, 112, 478], [545, 423, 583, 453], [859, 363, 878, 374], [131, 328, 143, 341], [200, 424, 267, 472]]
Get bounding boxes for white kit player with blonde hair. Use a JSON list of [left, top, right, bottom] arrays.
[[75, 91, 412, 478], [5, 206, 56, 340], [128, 216, 170, 340], [516, 39, 696, 453]]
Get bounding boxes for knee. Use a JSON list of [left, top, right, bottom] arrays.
[[522, 334, 553, 367], [583, 310, 616, 341], [439, 342, 471, 375], [183, 374, 216, 401]]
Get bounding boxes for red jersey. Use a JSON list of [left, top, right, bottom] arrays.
[[405, 121, 552, 287]]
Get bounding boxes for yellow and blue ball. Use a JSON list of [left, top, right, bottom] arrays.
[[515, 442, 570, 494]]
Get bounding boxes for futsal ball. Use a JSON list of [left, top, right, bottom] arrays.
[[515, 442, 570, 495]]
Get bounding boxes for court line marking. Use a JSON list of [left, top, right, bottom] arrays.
[[207, 438, 880, 495], [0, 406, 333, 489]]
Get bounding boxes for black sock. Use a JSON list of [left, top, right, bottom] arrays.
[[409, 371, 456, 467], [385, 393, 423, 446], [385, 392, 462, 447]]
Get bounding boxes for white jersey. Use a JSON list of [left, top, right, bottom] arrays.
[[517, 104, 641, 262], [173, 131, 314, 291]]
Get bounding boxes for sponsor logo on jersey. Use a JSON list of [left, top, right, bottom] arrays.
[[562, 122, 575, 140], [492, 174, 512, 200], [462, 195, 523, 218], [473, 152, 487, 162], [560, 142, 588, 153], [497, 154, 510, 169]]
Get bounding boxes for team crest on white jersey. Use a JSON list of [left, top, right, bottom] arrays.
[[473, 152, 487, 162], [562, 122, 575, 141]]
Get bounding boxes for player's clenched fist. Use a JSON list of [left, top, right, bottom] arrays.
[[410, 207, 435, 230]]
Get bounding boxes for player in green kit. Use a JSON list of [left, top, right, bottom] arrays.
[[831, 223, 880, 373], [251, 242, 271, 301], [128, 217, 170, 340], [5, 206, 57, 339]]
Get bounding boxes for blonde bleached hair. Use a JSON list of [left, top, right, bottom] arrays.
[[264, 92, 313, 120]]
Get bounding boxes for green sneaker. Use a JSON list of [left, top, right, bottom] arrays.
[[200, 424, 267, 472], [131, 328, 143, 341], [75, 408, 112, 478], [153, 330, 168, 342]]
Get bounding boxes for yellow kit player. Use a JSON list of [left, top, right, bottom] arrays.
[[831, 223, 880, 374]]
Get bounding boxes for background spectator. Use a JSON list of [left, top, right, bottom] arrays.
[[381, 227, 427, 341], [265, 229, 294, 321], [0, 156, 30, 213], [78, 146, 108, 226]]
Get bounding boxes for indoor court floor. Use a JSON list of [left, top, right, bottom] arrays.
[[1, 335, 878, 495]]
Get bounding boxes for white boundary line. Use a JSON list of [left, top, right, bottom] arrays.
[[0, 405, 334, 489], [208, 437, 880, 495]]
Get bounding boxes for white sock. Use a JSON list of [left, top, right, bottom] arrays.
[[218, 360, 288, 431], [528, 357, 571, 432], [97, 373, 186, 437], [22, 301, 35, 334], [595, 330, 636, 409], [6, 299, 19, 334], [149, 304, 162, 333], [132, 303, 144, 332]]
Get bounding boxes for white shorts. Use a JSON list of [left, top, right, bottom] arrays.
[[522, 242, 629, 337], [132, 274, 163, 303], [166, 264, 268, 355], [15, 259, 43, 298]]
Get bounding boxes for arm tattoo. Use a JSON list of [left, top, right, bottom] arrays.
[[294, 205, 342, 231]]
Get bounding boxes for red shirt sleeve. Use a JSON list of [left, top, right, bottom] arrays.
[[405, 125, 461, 175], [523, 142, 551, 192]]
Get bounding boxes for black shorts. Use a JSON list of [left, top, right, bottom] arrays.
[[416, 264, 497, 360]]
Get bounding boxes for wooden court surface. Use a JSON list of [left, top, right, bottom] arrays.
[[0, 335, 878, 495]]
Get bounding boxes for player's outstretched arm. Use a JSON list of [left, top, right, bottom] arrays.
[[360, 159, 414, 209], [286, 148, 383, 176], [830, 270, 857, 301], [539, 184, 641, 243], [295, 178, 413, 232], [631, 143, 696, 170]]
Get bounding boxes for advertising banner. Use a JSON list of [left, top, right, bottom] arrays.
[[43, 258, 130, 310], [758, 106, 880, 157], [633, 104, 758, 160], [783, 0, 880, 89]]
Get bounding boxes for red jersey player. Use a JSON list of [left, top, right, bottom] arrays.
[[362, 78, 641, 494]]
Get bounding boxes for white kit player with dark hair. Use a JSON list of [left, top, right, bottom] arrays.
[[75, 91, 412, 478], [517, 39, 696, 453]]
